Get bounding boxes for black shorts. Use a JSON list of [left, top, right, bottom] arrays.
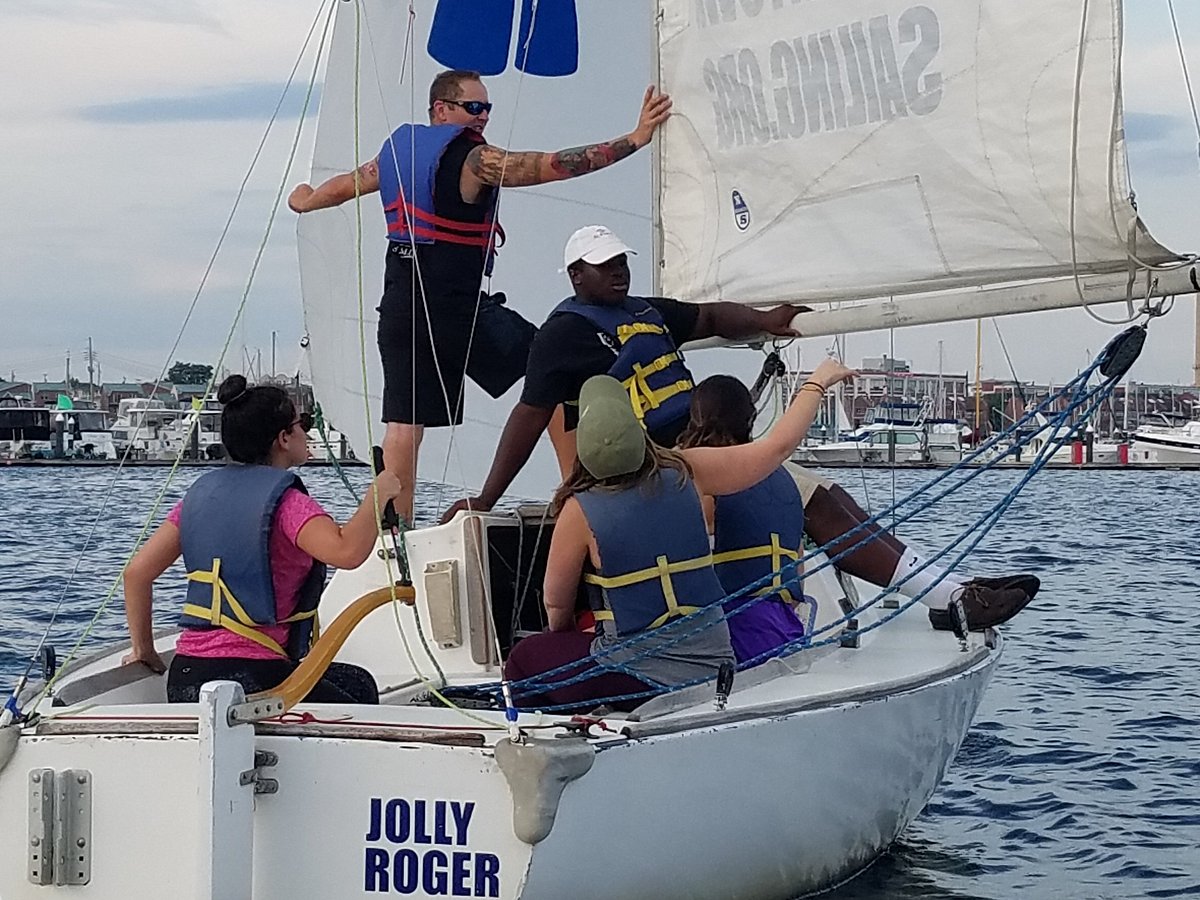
[[378, 247, 537, 426]]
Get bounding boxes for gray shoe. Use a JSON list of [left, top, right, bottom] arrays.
[[928, 575, 1039, 632]]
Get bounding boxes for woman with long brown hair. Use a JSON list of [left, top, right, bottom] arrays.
[[504, 358, 854, 711], [677, 374, 808, 665]]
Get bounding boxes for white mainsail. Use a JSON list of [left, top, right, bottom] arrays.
[[656, 0, 1186, 308], [298, 0, 1194, 480]]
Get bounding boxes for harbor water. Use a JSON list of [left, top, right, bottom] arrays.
[[1, 466, 1197, 899]]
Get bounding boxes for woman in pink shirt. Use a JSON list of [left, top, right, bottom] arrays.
[[122, 375, 403, 703]]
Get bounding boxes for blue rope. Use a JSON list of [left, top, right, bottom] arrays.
[[459, 332, 1134, 711]]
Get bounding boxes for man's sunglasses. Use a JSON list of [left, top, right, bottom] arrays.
[[290, 413, 315, 433], [439, 98, 493, 116]]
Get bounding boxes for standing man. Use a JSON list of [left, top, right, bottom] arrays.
[[440, 225, 808, 519], [289, 71, 671, 524]]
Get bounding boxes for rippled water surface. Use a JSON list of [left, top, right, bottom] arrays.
[[1, 466, 1197, 898]]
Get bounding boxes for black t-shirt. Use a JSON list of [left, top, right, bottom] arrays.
[[385, 131, 494, 312], [521, 296, 701, 445]]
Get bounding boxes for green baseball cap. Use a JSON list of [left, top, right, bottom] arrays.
[[576, 375, 646, 480]]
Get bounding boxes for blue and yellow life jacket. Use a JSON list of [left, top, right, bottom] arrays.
[[551, 296, 695, 436], [178, 465, 326, 660], [576, 469, 726, 638], [377, 123, 502, 273], [712, 466, 805, 607]]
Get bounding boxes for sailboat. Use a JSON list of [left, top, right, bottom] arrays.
[[1, 1, 1195, 898]]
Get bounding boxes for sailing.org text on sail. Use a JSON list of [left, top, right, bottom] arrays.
[[700, 6, 943, 148]]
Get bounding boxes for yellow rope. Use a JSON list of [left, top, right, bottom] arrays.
[[26, 0, 339, 713]]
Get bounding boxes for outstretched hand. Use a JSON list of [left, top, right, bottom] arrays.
[[122, 646, 166, 674], [288, 184, 315, 213], [759, 304, 812, 337], [809, 358, 856, 389], [440, 496, 492, 526], [631, 86, 673, 148]]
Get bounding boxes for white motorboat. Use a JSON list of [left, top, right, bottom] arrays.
[[0, 401, 115, 460], [1129, 418, 1200, 463], [109, 397, 184, 460], [796, 401, 963, 465]]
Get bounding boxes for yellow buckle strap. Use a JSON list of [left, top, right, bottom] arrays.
[[180, 603, 289, 657], [583, 552, 715, 590], [711, 534, 802, 603], [184, 561, 291, 658], [584, 553, 708, 631], [615, 322, 667, 344]]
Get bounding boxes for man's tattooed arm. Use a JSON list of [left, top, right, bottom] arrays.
[[464, 136, 640, 189]]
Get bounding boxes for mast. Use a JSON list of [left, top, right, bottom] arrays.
[[87, 337, 95, 401], [936, 340, 945, 419], [649, 0, 664, 298], [1194, 295, 1200, 387], [973, 320, 983, 441]]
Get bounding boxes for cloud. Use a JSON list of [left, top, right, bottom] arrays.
[[1124, 112, 1187, 143], [21, 0, 226, 30], [77, 82, 322, 124]]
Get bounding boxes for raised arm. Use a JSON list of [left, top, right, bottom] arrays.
[[289, 159, 381, 213], [683, 359, 855, 497], [122, 521, 183, 672], [461, 86, 670, 191], [440, 402, 555, 522], [294, 472, 404, 569]]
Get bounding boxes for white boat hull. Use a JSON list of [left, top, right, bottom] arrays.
[[0, 514, 1001, 899], [0, 640, 994, 900]]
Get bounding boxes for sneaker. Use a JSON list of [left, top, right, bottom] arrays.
[[928, 574, 1040, 632]]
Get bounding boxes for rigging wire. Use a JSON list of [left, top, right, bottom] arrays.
[[487, 330, 1137, 710], [1166, 0, 1200, 165], [339, 0, 539, 725], [4, 0, 338, 720]]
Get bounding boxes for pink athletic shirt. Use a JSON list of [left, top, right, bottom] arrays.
[[169, 487, 331, 660]]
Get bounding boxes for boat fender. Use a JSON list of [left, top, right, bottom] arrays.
[[0, 722, 18, 775], [494, 738, 594, 844]]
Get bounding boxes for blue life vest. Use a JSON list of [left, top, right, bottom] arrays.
[[576, 469, 726, 637], [377, 123, 502, 273], [178, 465, 326, 660], [712, 466, 805, 609], [551, 296, 695, 436]]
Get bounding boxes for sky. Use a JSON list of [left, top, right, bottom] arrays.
[[1, 0, 1198, 391]]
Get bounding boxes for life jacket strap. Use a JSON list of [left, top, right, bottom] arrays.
[[585, 553, 710, 630], [623, 362, 693, 420], [615, 322, 667, 344], [184, 560, 292, 658], [384, 200, 502, 249], [711, 533, 802, 603]]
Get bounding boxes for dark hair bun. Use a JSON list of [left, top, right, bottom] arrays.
[[217, 374, 249, 405]]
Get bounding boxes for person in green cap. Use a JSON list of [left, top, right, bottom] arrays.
[[503, 357, 854, 711]]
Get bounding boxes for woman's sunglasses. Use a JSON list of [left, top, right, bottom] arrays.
[[289, 412, 315, 433], [440, 99, 493, 116]]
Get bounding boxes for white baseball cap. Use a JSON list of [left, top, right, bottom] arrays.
[[562, 225, 637, 271]]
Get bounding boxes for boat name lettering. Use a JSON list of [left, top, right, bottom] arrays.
[[700, 6, 943, 149], [363, 797, 500, 896]]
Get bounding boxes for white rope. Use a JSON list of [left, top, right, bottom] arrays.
[[1167, 0, 1200, 162], [7, 0, 336, 704]]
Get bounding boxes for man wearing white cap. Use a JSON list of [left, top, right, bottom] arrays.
[[441, 224, 806, 520]]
